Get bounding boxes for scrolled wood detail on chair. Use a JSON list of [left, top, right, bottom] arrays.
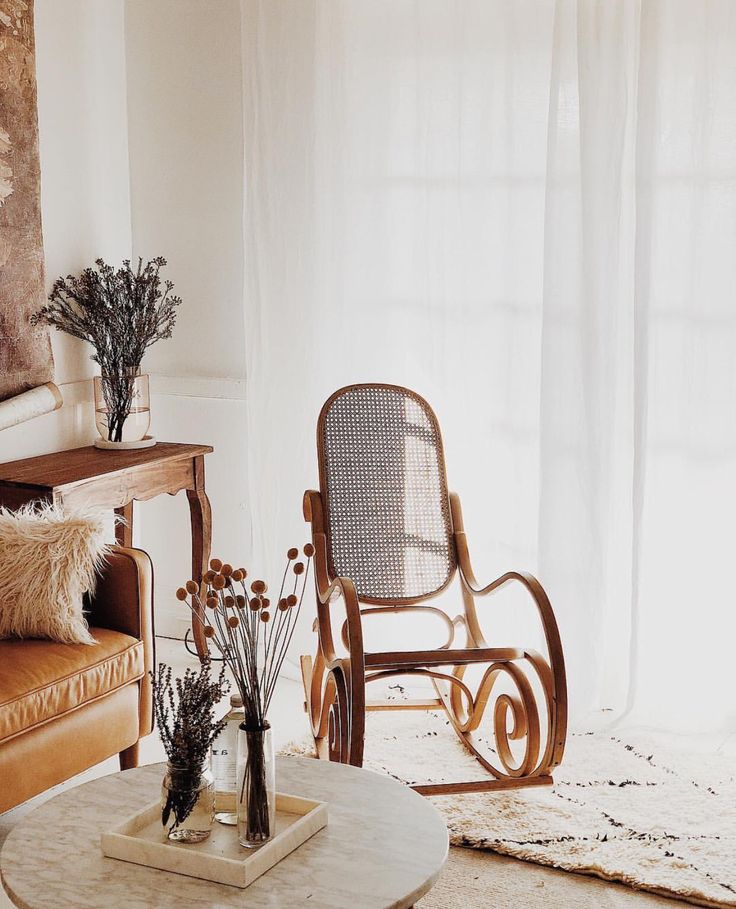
[[301, 489, 366, 767], [340, 605, 456, 653], [326, 665, 350, 763], [444, 660, 544, 779], [450, 492, 568, 776]]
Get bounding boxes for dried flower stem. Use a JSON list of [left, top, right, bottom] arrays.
[[177, 548, 313, 729], [150, 658, 229, 832]]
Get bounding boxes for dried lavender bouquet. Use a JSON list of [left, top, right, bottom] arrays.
[[176, 545, 313, 844], [151, 658, 229, 832]]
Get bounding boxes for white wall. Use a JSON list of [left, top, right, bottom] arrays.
[[124, 0, 248, 637], [0, 0, 132, 464], [137, 381, 249, 640], [124, 0, 245, 381]]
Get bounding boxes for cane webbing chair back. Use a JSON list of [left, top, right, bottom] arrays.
[[317, 384, 456, 603]]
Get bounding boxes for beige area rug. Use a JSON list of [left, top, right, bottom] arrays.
[[284, 711, 736, 908]]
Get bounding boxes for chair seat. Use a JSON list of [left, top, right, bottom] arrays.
[[0, 627, 144, 744], [364, 646, 525, 670]]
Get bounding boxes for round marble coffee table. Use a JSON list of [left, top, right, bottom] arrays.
[[1, 755, 447, 909]]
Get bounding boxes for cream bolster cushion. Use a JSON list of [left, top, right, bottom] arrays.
[[0, 504, 110, 644]]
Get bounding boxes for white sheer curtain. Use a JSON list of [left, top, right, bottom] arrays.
[[241, 0, 736, 731]]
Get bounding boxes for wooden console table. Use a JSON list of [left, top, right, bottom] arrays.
[[0, 442, 213, 658]]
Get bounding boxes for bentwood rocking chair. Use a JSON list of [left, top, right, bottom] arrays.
[[301, 384, 567, 795]]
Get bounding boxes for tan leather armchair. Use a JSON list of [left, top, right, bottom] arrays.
[[0, 546, 154, 814]]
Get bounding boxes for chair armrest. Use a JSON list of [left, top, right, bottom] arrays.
[[303, 491, 365, 672], [88, 546, 155, 737], [89, 546, 154, 642]]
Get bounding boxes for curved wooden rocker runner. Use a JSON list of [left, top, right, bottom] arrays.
[[301, 384, 567, 795]]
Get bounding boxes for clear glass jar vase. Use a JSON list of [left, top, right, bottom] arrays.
[[161, 758, 215, 843], [94, 372, 151, 443], [236, 723, 275, 848]]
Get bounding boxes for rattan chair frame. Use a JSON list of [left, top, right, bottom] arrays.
[[301, 383, 568, 795]]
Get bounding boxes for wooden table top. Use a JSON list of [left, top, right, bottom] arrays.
[[0, 756, 448, 909], [0, 442, 213, 491]]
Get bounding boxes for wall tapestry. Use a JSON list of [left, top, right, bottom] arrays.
[[0, 0, 54, 406]]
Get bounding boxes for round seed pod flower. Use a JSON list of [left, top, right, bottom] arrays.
[[293, 562, 305, 576], [224, 595, 235, 608], [212, 574, 226, 590], [176, 587, 188, 601], [251, 579, 267, 595], [232, 568, 245, 582], [204, 625, 216, 638], [278, 598, 288, 612], [204, 569, 216, 583], [185, 579, 199, 594], [249, 598, 261, 612], [209, 558, 223, 572], [286, 594, 298, 608], [261, 597, 270, 609], [287, 547, 299, 560], [304, 543, 315, 557], [222, 563, 233, 577], [236, 595, 246, 609], [227, 615, 240, 628], [260, 611, 270, 623], [238, 567, 247, 577], [206, 596, 219, 609]]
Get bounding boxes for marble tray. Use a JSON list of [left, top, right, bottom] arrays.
[[100, 792, 328, 888]]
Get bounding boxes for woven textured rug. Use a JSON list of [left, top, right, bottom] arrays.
[[284, 711, 736, 908]]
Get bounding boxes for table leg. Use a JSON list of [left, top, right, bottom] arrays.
[[114, 502, 134, 547], [187, 479, 212, 661]]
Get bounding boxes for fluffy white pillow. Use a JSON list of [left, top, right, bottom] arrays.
[[0, 504, 110, 644]]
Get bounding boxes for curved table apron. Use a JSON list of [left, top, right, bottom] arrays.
[[1, 756, 448, 909]]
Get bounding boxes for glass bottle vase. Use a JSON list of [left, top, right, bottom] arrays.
[[94, 372, 151, 443], [213, 694, 244, 826], [161, 757, 215, 843], [236, 723, 275, 848]]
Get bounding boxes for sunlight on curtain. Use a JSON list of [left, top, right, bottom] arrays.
[[241, 0, 736, 731]]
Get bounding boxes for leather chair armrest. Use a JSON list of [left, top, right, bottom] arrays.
[[88, 545, 155, 736], [89, 546, 153, 640]]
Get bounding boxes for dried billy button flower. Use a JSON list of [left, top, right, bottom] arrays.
[[176, 546, 313, 731]]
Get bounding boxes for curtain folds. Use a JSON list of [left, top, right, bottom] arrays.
[[242, 0, 736, 731]]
